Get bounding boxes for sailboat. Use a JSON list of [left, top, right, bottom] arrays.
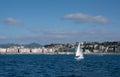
[[75, 42, 84, 60]]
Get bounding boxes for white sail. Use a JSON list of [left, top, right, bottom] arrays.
[[75, 43, 80, 56], [75, 42, 84, 60]]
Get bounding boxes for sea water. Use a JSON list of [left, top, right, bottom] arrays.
[[0, 54, 120, 77]]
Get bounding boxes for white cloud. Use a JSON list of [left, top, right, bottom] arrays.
[[0, 30, 119, 44], [63, 13, 108, 24], [30, 29, 80, 36], [30, 29, 110, 36], [4, 17, 21, 25], [82, 30, 110, 35], [0, 36, 7, 40], [44, 30, 79, 35]]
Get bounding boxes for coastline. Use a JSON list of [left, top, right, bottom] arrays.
[[0, 52, 120, 55]]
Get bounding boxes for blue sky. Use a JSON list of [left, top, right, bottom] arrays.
[[0, 0, 120, 44]]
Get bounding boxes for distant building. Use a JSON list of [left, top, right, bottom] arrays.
[[0, 48, 6, 53], [84, 49, 91, 53], [31, 48, 42, 53], [19, 48, 30, 53], [6, 48, 18, 53]]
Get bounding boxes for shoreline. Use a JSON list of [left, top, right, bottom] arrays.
[[0, 52, 120, 55], [84, 52, 120, 54]]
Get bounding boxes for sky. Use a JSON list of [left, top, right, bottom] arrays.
[[0, 0, 120, 44]]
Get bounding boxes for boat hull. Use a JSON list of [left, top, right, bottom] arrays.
[[75, 56, 84, 60]]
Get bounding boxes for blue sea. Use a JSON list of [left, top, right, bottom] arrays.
[[0, 54, 120, 77]]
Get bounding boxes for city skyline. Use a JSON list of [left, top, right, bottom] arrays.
[[0, 0, 120, 44]]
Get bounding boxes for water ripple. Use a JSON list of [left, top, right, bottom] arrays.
[[0, 54, 120, 77]]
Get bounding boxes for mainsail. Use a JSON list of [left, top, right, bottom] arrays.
[[75, 42, 84, 60]]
